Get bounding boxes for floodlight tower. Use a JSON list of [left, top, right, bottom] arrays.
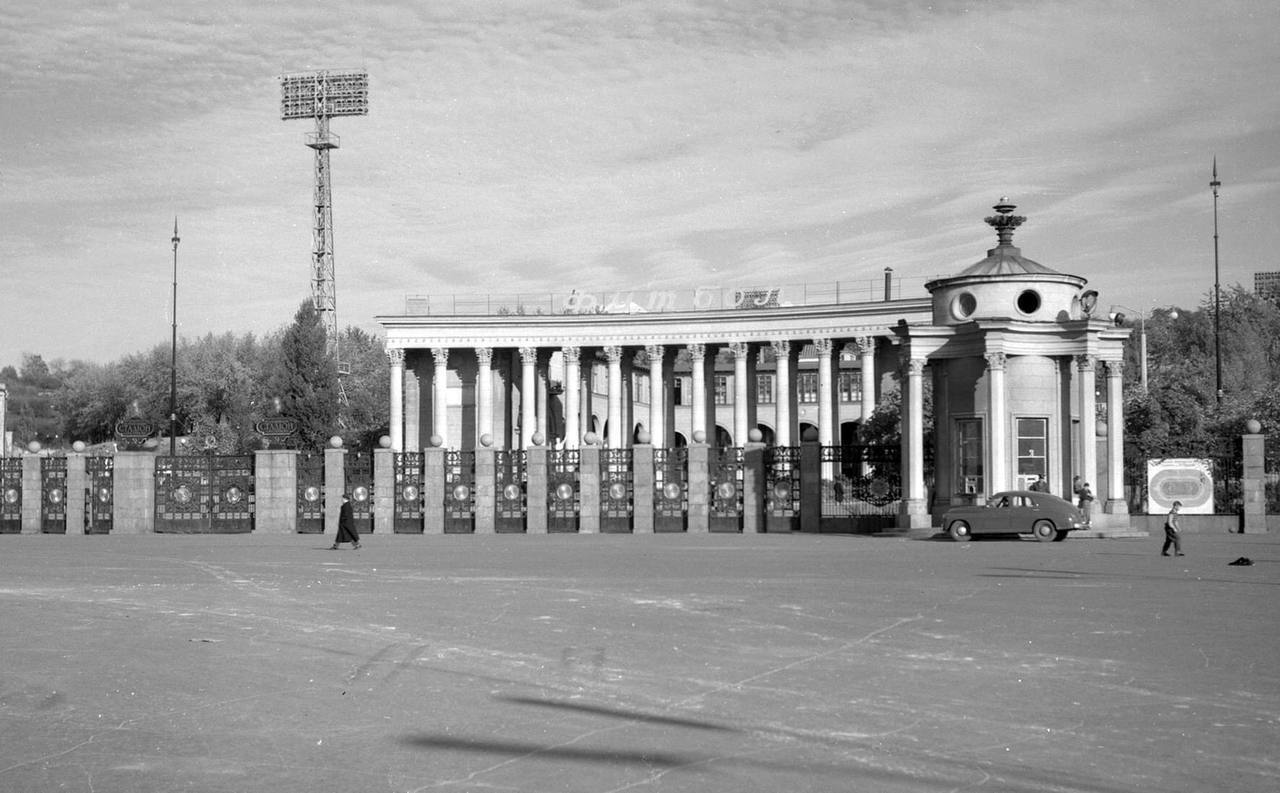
[[279, 69, 368, 370]]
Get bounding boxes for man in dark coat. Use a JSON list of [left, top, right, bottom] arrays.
[[331, 494, 361, 550]]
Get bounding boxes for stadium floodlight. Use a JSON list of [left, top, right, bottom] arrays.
[[279, 70, 368, 380]]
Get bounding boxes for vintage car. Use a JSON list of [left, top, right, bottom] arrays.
[[941, 490, 1088, 542]]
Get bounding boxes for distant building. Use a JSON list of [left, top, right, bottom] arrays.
[[1255, 271, 1280, 303]]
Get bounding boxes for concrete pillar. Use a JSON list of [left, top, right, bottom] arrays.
[[986, 352, 1008, 495], [742, 441, 766, 534], [633, 443, 655, 534], [731, 341, 750, 445], [477, 347, 494, 447], [605, 345, 624, 448], [520, 346, 537, 449], [388, 348, 405, 452], [579, 442, 601, 534], [1077, 354, 1098, 499], [771, 340, 792, 447], [474, 446, 496, 534], [111, 452, 156, 534], [21, 452, 42, 534], [646, 345, 665, 448], [66, 453, 87, 535], [526, 445, 547, 534], [324, 446, 345, 536], [1241, 432, 1267, 533], [563, 346, 580, 449], [800, 435, 821, 533], [899, 356, 929, 528], [1104, 359, 1128, 515], [687, 344, 708, 442], [423, 446, 445, 534], [373, 447, 395, 534], [431, 347, 450, 448], [686, 442, 710, 533], [253, 449, 298, 534]]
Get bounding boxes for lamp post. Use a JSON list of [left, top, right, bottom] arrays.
[[1109, 305, 1148, 393], [1211, 159, 1223, 404], [170, 218, 179, 456]]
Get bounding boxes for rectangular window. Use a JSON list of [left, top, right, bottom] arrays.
[[955, 417, 984, 495], [797, 371, 818, 404], [714, 375, 729, 405], [634, 372, 649, 403], [1016, 417, 1048, 481], [756, 373, 775, 404], [673, 376, 685, 406], [838, 371, 862, 403]]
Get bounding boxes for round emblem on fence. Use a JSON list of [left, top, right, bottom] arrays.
[[452, 484, 471, 502], [402, 485, 419, 501], [555, 482, 575, 502], [173, 485, 192, 504], [48, 488, 63, 504], [502, 483, 522, 502], [4, 487, 19, 504], [866, 477, 893, 505], [352, 485, 369, 502], [224, 485, 244, 505], [97, 487, 111, 503], [662, 482, 682, 501], [716, 481, 736, 500], [607, 481, 626, 501], [772, 480, 791, 501], [303, 485, 321, 503]]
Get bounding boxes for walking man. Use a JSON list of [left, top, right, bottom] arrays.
[[1162, 500, 1184, 556], [331, 494, 361, 550]]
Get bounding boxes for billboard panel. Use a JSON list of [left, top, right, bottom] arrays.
[[1146, 458, 1213, 515]]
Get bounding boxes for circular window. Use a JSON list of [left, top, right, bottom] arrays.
[[1016, 289, 1042, 315], [952, 292, 977, 320]]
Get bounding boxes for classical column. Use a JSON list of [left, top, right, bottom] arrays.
[[431, 347, 449, 447], [985, 352, 1007, 494], [1077, 354, 1098, 498], [387, 347, 405, 452], [771, 340, 791, 446], [562, 346, 581, 449], [604, 345, 624, 448], [730, 341, 750, 445], [646, 344, 665, 445], [519, 346, 537, 449], [855, 336, 876, 423], [476, 347, 493, 446], [902, 356, 929, 525], [686, 344, 707, 442], [536, 351, 549, 443], [814, 338, 835, 447], [1104, 359, 1128, 514]]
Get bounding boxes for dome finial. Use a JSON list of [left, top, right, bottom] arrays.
[[984, 198, 1025, 247]]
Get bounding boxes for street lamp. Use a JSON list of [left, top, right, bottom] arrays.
[[1210, 158, 1223, 404], [1109, 305, 1149, 393]]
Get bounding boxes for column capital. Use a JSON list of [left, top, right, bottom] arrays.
[[603, 345, 623, 363], [685, 343, 706, 362], [1075, 354, 1096, 372], [984, 351, 1006, 371], [770, 339, 791, 358], [728, 340, 749, 358], [812, 337, 834, 357], [519, 346, 538, 364], [560, 345, 580, 362], [1102, 358, 1124, 378], [903, 357, 925, 377], [475, 346, 493, 366], [431, 347, 449, 366], [644, 343, 664, 365], [852, 336, 876, 355], [386, 347, 405, 366]]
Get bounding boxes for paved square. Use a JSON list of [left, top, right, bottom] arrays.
[[2, 530, 1277, 792]]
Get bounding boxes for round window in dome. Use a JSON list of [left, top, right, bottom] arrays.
[[1016, 289, 1041, 315], [951, 291, 977, 320]]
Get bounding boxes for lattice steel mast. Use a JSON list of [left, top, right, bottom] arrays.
[[279, 69, 368, 373]]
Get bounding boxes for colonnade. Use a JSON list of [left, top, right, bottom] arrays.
[[385, 336, 881, 453]]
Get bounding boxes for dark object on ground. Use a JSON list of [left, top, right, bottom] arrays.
[[1229, 556, 1254, 566]]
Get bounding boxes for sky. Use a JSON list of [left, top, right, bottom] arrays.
[[2, 0, 1278, 369]]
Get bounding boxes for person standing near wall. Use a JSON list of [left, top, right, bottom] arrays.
[[1077, 481, 1094, 528], [1162, 500, 1184, 557]]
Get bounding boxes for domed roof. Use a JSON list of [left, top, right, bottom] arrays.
[[953, 198, 1063, 277]]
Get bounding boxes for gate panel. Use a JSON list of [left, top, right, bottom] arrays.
[[444, 450, 476, 534], [495, 450, 526, 533], [709, 447, 744, 533], [548, 450, 580, 533], [393, 452, 425, 533], [0, 458, 20, 534], [821, 445, 901, 532], [600, 449, 632, 533], [343, 453, 374, 533], [295, 453, 325, 534], [653, 448, 687, 533], [156, 456, 255, 533], [85, 455, 114, 534], [209, 456, 254, 533], [765, 446, 801, 532], [41, 456, 68, 534]]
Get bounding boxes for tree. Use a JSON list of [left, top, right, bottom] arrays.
[[337, 326, 390, 451], [262, 301, 340, 450]]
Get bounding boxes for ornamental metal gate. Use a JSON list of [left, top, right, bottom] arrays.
[[393, 452, 425, 533], [821, 445, 901, 532], [85, 455, 114, 534], [444, 450, 476, 533], [600, 449, 633, 533], [495, 450, 526, 533], [1, 458, 22, 533], [296, 452, 325, 534], [155, 455, 255, 533], [709, 447, 744, 533], [343, 453, 374, 534], [548, 449, 580, 533], [765, 446, 801, 532], [41, 456, 67, 534], [653, 448, 687, 532]]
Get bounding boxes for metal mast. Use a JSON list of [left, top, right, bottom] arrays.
[[279, 69, 368, 372], [170, 218, 180, 456], [1211, 158, 1223, 404]]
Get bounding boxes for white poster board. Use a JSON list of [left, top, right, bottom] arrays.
[[1146, 458, 1214, 515]]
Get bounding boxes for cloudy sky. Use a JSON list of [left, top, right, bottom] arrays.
[[2, 0, 1277, 368]]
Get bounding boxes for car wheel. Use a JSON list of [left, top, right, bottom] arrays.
[[1033, 520, 1056, 542], [1053, 530, 1068, 542], [948, 520, 971, 542]]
